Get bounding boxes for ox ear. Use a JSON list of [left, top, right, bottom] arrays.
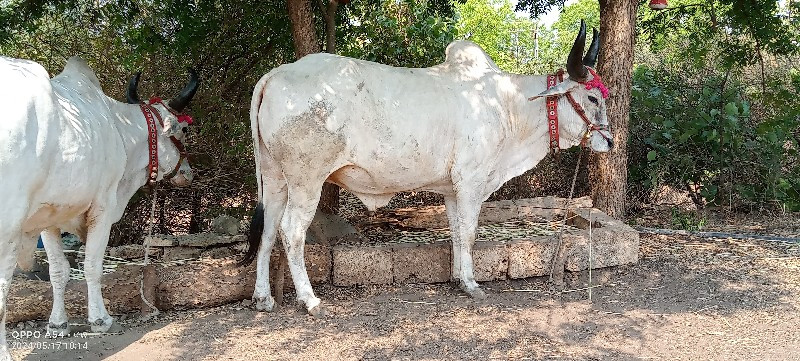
[[527, 81, 581, 101]]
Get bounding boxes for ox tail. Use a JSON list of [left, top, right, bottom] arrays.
[[239, 73, 273, 266], [240, 202, 264, 266]]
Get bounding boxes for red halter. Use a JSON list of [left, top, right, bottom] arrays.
[[139, 98, 191, 188], [543, 68, 612, 156]]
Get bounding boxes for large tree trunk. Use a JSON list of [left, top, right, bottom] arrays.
[[287, 0, 340, 213], [589, 0, 638, 218], [287, 0, 320, 58]]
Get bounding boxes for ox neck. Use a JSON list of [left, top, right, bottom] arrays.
[[488, 73, 553, 181], [109, 101, 174, 189]]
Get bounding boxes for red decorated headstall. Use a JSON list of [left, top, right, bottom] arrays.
[[139, 98, 191, 188], [542, 68, 612, 154]]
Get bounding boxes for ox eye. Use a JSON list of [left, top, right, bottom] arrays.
[[588, 96, 599, 105], [182, 127, 188, 134]]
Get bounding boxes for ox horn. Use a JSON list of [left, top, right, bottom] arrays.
[[583, 28, 600, 68], [567, 20, 589, 81], [168, 68, 200, 112], [126, 72, 142, 104]]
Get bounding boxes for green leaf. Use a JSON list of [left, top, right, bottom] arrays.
[[724, 102, 739, 116], [647, 150, 657, 161]]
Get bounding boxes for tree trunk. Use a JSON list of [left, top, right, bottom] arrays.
[[589, 0, 638, 219], [287, 0, 320, 58], [287, 0, 340, 214], [319, 0, 338, 54]]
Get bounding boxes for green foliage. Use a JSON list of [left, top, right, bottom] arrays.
[[339, 0, 455, 67], [640, 0, 800, 69], [670, 208, 706, 231], [453, 0, 538, 73], [514, 0, 567, 18], [630, 64, 800, 210], [533, 0, 598, 71]]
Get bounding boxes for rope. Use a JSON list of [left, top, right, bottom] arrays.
[[139, 187, 160, 316], [548, 150, 584, 283], [588, 208, 593, 301], [634, 226, 800, 244]]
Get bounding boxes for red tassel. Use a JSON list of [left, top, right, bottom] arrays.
[[649, 0, 667, 10]]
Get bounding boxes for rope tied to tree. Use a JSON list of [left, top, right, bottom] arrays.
[[139, 188, 160, 316]]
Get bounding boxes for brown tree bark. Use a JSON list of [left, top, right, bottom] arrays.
[[286, 0, 340, 214], [318, 0, 338, 54], [287, 0, 320, 58], [589, 0, 638, 219]]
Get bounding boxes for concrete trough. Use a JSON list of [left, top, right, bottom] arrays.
[[331, 197, 639, 286], [7, 197, 638, 323]]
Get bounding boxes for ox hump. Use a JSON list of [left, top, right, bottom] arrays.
[[55, 56, 102, 88], [432, 40, 502, 81]]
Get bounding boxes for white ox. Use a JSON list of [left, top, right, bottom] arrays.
[[0, 56, 198, 359], [244, 22, 612, 315]]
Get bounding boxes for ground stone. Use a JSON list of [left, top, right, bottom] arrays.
[[563, 209, 639, 271], [162, 246, 203, 262], [392, 241, 451, 283], [472, 240, 508, 281], [211, 215, 241, 235], [507, 237, 557, 278], [333, 245, 393, 286], [107, 244, 161, 260]]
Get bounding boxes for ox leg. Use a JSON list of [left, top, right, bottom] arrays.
[[444, 195, 487, 299], [253, 183, 288, 312], [83, 223, 114, 332], [41, 228, 70, 337], [280, 188, 322, 316], [0, 230, 19, 361]]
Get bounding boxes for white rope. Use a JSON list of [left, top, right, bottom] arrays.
[[549, 151, 584, 284], [139, 187, 160, 315], [588, 208, 593, 302]]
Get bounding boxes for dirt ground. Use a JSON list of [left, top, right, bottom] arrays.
[[9, 217, 800, 360]]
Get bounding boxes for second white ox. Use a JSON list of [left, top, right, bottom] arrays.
[[0, 56, 198, 360], [244, 22, 612, 314]]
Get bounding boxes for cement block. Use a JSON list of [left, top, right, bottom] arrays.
[[392, 241, 451, 283], [472, 240, 508, 281], [145, 235, 178, 247], [332, 245, 393, 286], [306, 244, 333, 284], [563, 209, 640, 271], [177, 234, 246, 248], [270, 243, 332, 286], [107, 244, 161, 260], [211, 215, 240, 235], [507, 237, 557, 278], [162, 246, 203, 261]]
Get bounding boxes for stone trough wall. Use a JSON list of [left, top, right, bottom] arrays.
[[7, 197, 639, 323]]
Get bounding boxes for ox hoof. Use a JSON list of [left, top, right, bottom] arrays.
[[466, 287, 488, 300], [89, 317, 117, 333], [459, 280, 488, 300], [307, 304, 325, 318], [46, 322, 70, 338], [254, 296, 275, 312], [303, 297, 324, 317]]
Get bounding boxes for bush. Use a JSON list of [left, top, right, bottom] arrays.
[[629, 65, 800, 210]]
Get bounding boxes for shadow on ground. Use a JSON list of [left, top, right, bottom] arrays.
[[13, 234, 800, 360]]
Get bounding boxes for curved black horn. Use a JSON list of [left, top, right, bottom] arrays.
[[583, 28, 600, 68], [567, 20, 589, 81], [168, 68, 200, 112], [126, 72, 141, 104]]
